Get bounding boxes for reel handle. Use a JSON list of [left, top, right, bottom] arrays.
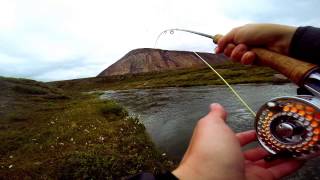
[[212, 34, 318, 86]]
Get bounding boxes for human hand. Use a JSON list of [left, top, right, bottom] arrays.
[[215, 24, 297, 65], [172, 103, 304, 180]]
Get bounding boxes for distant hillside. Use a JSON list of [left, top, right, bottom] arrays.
[[52, 62, 288, 92], [98, 48, 228, 76]]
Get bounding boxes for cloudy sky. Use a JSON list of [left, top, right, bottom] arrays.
[[0, 0, 319, 81]]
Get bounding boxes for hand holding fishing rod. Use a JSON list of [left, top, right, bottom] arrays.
[[214, 24, 319, 86], [215, 23, 297, 64]]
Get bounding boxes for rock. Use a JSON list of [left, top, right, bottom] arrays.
[[97, 48, 228, 76]]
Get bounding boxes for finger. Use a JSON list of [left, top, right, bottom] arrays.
[[254, 158, 287, 168], [236, 130, 256, 146], [231, 44, 248, 61], [243, 147, 269, 161], [268, 159, 305, 179], [183, 103, 231, 160], [224, 43, 236, 57], [186, 103, 227, 153], [214, 46, 219, 53], [217, 27, 238, 53], [208, 103, 227, 121], [241, 51, 256, 65]]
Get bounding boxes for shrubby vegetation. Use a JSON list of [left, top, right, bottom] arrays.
[[0, 77, 174, 179]]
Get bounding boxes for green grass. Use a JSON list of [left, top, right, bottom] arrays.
[[51, 62, 288, 92], [0, 77, 175, 179], [100, 100, 128, 120]]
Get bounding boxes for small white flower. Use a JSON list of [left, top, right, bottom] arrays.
[[84, 129, 90, 133], [9, 155, 13, 159], [70, 138, 74, 142], [162, 153, 166, 156], [8, 165, 13, 169], [50, 121, 55, 125]]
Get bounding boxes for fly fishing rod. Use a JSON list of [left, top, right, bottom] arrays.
[[158, 28, 320, 160]]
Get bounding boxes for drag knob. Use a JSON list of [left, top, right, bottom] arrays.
[[275, 122, 304, 138]]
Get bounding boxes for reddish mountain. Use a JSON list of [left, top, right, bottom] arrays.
[[98, 48, 228, 76]]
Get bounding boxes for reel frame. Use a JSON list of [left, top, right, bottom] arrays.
[[255, 95, 320, 159]]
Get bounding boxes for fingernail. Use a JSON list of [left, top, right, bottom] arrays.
[[215, 47, 220, 53], [210, 103, 227, 119], [210, 103, 222, 110]]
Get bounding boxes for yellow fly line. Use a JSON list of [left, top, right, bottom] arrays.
[[154, 28, 256, 117], [193, 52, 256, 117]]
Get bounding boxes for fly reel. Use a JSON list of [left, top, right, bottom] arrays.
[[255, 95, 320, 159]]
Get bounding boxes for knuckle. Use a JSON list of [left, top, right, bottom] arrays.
[[237, 44, 248, 51]]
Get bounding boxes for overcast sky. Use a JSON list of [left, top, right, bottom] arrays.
[[0, 0, 319, 81]]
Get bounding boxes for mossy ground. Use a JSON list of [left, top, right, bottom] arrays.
[[0, 77, 174, 179]]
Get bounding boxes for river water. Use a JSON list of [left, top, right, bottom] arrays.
[[101, 84, 320, 179]]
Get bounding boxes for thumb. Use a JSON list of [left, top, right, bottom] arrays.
[[208, 103, 227, 121]]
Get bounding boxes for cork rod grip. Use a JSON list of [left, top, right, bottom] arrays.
[[212, 34, 318, 86]]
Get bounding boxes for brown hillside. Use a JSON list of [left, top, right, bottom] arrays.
[[98, 48, 228, 76]]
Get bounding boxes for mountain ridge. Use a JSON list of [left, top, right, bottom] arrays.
[[98, 48, 228, 76]]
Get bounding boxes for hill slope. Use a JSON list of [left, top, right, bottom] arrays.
[[98, 48, 228, 76]]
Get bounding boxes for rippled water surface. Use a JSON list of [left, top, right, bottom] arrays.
[[101, 84, 320, 179]]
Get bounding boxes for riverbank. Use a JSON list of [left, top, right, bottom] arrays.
[[0, 77, 175, 179], [51, 62, 289, 92]]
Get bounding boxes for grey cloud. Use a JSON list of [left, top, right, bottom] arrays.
[[222, 0, 320, 26], [0, 55, 89, 80]]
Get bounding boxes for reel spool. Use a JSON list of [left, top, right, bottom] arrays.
[[255, 96, 320, 159]]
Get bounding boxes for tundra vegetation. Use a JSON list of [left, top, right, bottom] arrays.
[[0, 62, 287, 179]]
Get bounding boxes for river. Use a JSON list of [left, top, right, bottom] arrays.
[[101, 84, 320, 179]]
